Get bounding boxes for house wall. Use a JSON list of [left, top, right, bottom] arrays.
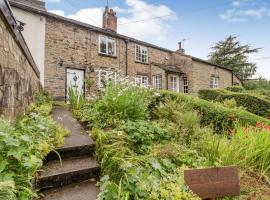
[[44, 17, 172, 100], [191, 60, 233, 94], [0, 8, 40, 120], [11, 7, 46, 86]]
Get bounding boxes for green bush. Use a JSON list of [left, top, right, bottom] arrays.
[[75, 83, 153, 128], [0, 93, 67, 200], [198, 89, 270, 118], [226, 85, 245, 92], [157, 90, 270, 132]]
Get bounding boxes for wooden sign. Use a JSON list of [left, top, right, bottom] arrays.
[[184, 166, 240, 199]]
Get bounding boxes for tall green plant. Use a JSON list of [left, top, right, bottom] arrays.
[[68, 85, 85, 110]]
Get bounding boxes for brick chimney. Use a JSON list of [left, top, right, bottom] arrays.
[[103, 6, 117, 32]]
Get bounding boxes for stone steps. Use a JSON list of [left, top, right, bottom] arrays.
[[37, 156, 100, 191], [38, 180, 99, 200], [36, 107, 100, 199], [46, 143, 96, 161]]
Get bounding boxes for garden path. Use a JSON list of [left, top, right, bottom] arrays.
[[37, 106, 100, 200]]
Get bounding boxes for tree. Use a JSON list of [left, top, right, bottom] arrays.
[[208, 35, 260, 80]]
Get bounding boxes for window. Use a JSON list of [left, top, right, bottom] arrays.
[[183, 77, 189, 94], [99, 35, 116, 56], [153, 75, 162, 89], [135, 75, 148, 87], [170, 76, 179, 92], [210, 76, 219, 88], [99, 70, 116, 89], [135, 45, 148, 63]]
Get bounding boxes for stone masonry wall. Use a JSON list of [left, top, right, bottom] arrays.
[[45, 17, 172, 100], [0, 13, 40, 120], [192, 60, 233, 94], [45, 16, 234, 99]]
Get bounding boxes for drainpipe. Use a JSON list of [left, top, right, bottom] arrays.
[[125, 39, 129, 76]]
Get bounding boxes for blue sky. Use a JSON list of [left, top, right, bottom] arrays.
[[45, 0, 270, 79]]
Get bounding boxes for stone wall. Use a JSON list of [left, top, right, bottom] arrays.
[[0, 6, 40, 120], [45, 17, 171, 100], [44, 15, 235, 99], [191, 60, 233, 94]]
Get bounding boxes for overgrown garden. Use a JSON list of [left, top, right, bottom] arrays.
[[70, 83, 270, 200], [0, 92, 68, 200]]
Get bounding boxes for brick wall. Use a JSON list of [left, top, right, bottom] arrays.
[[0, 8, 40, 120]]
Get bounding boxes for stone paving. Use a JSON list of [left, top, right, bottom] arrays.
[[37, 106, 100, 200]]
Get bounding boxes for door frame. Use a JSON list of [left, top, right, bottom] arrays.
[[65, 67, 86, 102]]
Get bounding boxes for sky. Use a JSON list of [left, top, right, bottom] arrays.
[[45, 0, 270, 79]]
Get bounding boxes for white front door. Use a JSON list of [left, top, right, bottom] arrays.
[[66, 68, 84, 100]]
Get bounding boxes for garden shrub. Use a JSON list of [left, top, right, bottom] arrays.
[[226, 85, 245, 92], [74, 83, 153, 128], [157, 90, 270, 132], [0, 92, 68, 200], [198, 89, 270, 118]]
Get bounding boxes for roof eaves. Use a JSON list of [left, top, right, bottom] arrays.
[[9, 1, 174, 53]]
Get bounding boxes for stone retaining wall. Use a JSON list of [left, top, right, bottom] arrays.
[[0, 0, 40, 120]]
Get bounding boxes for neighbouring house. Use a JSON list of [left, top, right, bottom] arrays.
[[8, 0, 241, 101]]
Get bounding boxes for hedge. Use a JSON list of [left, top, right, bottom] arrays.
[[155, 90, 270, 133], [226, 86, 245, 93], [198, 89, 270, 118]]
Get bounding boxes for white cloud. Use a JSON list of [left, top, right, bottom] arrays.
[[50, 10, 65, 16], [48, 0, 176, 43], [249, 54, 270, 79], [220, 7, 270, 22]]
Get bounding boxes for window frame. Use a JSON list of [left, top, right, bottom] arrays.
[[183, 77, 189, 94], [153, 75, 162, 90], [99, 35, 116, 56], [98, 70, 116, 89], [135, 45, 148, 64], [169, 75, 179, 92], [135, 75, 149, 87], [210, 76, 219, 88]]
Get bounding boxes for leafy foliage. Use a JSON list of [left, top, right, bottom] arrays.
[[243, 78, 270, 90], [226, 85, 245, 93], [74, 83, 152, 128], [202, 125, 270, 176], [198, 89, 270, 118], [157, 90, 270, 132], [73, 84, 270, 199], [68, 86, 86, 110], [208, 35, 259, 80], [0, 92, 68, 200]]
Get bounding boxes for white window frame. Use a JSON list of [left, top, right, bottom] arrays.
[[135, 75, 149, 87], [170, 76, 179, 92], [135, 45, 148, 63], [183, 77, 189, 94], [210, 76, 219, 88], [99, 70, 116, 89], [99, 35, 116, 56], [153, 75, 162, 89]]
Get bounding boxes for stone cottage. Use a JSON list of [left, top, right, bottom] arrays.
[[8, 0, 241, 101]]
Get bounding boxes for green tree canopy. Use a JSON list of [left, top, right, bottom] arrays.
[[208, 35, 260, 80]]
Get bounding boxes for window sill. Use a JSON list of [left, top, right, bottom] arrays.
[[135, 60, 149, 65], [98, 53, 117, 59]]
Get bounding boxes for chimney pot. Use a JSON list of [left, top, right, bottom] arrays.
[[177, 42, 185, 54]]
